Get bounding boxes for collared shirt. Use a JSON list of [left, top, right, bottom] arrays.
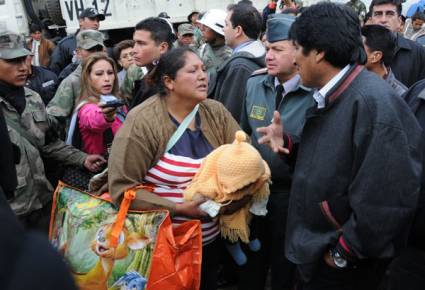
[[313, 65, 350, 109], [274, 74, 302, 99], [232, 40, 254, 54]]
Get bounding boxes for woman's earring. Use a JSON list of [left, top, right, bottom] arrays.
[[152, 59, 159, 66]]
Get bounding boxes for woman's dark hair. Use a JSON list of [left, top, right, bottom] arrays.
[[361, 24, 396, 66], [187, 11, 199, 23], [289, 2, 366, 68], [228, 3, 263, 39], [135, 17, 176, 49], [147, 47, 196, 96], [113, 39, 134, 62]]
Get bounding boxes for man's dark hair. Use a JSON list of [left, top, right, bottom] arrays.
[[412, 10, 425, 22], [113, 39, 135, 62], [369, 0, 402, 16], [135, 17, 176, 48], [228, 3, 262, 39], [238, 0, 253, 5], [289, 2, 366, 68], [361, 24, 396, 66], [29, 23, 42, 33]]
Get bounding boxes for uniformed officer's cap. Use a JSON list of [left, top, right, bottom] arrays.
[[76, 29, 105, 50], [0, 31, 31, 60], [178, 24, 194, 36], [266, 14, 295, 43], [79, 7, 105, 21]]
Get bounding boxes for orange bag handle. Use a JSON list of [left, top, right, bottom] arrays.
[[109, 185, 154, 248]]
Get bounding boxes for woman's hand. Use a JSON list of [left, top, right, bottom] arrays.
[[175, 199, 208, 218], [100, 106, 117, 122], [219, 195, 253, 215]]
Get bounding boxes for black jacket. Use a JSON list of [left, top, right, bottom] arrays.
[[391, 34, 425, 88], [208, 40, 266, 122], [49, 34, 77, 75], [285, 66, 423, 278], [403, 79, 425, 251], [130, 77, 158, 109], [26, 66, 58, 105]]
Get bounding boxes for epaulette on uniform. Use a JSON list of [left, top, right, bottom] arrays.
[[250, 67, 268, 78]]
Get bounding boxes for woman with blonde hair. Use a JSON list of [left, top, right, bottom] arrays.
[[75, 52, 127, 156]]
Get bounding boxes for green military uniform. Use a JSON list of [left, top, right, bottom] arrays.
[[346, 0, 367, 21], [47, 29, 105, 122], [46, 63, 81, 120], [1, 88, 87, 215], [120, 64, 145, 102], [199, 42, 232, 73]]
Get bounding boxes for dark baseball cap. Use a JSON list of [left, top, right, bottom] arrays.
[[79, 7, 105, 21]]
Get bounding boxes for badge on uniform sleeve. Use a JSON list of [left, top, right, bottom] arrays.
[[250, 105, 267, 121]]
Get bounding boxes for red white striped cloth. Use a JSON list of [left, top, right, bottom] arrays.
[[144, 152, 220, 244]]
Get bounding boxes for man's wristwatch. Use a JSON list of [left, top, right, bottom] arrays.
[[329, 248, 348, 268]]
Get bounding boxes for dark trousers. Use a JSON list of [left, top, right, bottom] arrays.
[[201, 238, 220, 290], [381, 248, 425, 290], [237, 190, 296, 290], [300, 258, 388, 290]]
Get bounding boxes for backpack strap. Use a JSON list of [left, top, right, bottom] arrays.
[[65, 101, 88, 146]]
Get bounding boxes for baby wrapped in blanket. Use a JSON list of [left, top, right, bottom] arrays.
[[184, 131, 271, 265]]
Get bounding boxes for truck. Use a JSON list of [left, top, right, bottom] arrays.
[[0, 0, 269, 42]]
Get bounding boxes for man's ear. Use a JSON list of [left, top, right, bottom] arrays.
[[371, 51, 383, 64], [159, 42, 169, 55], [315, 50, 325, 63], [235, 25, 244, 39]]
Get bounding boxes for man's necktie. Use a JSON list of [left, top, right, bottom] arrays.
[[275, 84, 284, 110]]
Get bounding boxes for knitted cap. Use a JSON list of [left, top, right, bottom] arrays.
[[184, 131, 270, 201], [217, 131, 265, 194]]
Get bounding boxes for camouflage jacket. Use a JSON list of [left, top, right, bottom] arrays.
[[1, 88, 87, 215], [199, 43, 232, 74], [346, 0, 367, 20], [46, 63, 82, 121], [119, 64, 145, 102]]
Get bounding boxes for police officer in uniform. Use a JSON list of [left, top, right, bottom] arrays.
[[240, 15, 313, 290]]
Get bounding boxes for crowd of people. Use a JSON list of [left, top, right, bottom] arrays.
[[1, 0, 425, 289]]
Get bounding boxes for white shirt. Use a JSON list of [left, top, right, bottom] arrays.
[[31, 40, 40, 66], [312, 65, 350, 109]]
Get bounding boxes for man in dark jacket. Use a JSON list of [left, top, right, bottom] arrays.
[[379, 81, 425, 290], [370, 0, 425, 87], [49, 7, 105, 75], [257, 3, 423, 289], [208, 2, 265, 122], [24, 54, 58, 105]]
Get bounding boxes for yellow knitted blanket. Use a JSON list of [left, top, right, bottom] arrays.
[[184, 131, 271, 243]]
